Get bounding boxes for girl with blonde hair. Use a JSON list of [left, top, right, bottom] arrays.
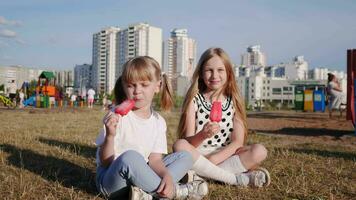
[[174, 48, 270, 187], [95, 56, 208, 199]]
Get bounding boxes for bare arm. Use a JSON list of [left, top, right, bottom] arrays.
[[207, 117, 245, 165], [99, 112, 120, 167], [99, 134, 115, 167], [333, 83, 343, 92], [149, 153, 174, 198], [149, 153, 170, 178], [182, 100, 205, 147]]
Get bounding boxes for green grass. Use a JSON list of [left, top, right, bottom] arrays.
[[0, 108, 355, 199]]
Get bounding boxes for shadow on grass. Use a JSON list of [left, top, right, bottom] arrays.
[[38, 137, 96, 159], [280, 147, 356, 161], [255, 127, 353, 138], [0, 144, 98, 195]]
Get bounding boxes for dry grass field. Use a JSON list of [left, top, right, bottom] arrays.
[[0, 107, 355, 200]]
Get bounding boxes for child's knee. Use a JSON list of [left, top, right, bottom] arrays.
[[117, 150, 142, 165], [177, 150, 194, 164], [173, 139, 190, 152], [251, 144, 268, 162]]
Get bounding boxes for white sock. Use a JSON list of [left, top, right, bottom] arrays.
[[218, 155, 247, 175], [192, 155, 248, 185]]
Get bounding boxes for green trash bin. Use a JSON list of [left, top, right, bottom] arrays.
[[294, 89, 304, 111]]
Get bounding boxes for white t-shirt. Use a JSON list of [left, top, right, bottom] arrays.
[[71, 95, 77, 101], [87, 89, 95, 100], [8, 83, 16, 94], [19, 92, 25, 100], [328, 82, 343, 96], [95, 109, 168, 166]]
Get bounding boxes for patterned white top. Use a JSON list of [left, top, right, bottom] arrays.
[[193, 93, 234, 155]]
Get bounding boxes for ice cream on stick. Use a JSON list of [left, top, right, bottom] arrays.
[[210, 101, 222, 122], [115, 99, 135, 115]]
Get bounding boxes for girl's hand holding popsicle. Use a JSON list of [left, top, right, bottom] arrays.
[[103, 99, 135, 137], [200, 101, 222, 139]]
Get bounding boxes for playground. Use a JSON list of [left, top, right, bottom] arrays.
[[0, 71, 100, 110], [0, 108, 354, 200]]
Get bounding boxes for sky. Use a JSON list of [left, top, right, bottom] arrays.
[[0, 0, 355, 71]]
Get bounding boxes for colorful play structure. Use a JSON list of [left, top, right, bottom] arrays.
[[21, 71, 58, 108], [1, 70, 100, 109], [21, 71, 89, 108]]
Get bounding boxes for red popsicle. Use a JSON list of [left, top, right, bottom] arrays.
[[115, 99, 135, 115], [210, 101, 222, 122]]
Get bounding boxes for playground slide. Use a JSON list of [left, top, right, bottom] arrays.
[[23, 96, 36, 107]]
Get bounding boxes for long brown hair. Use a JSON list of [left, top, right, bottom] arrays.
[[327, 73, 335, 83], [177, 48, 248, 143], [114, 56, 173, 111]]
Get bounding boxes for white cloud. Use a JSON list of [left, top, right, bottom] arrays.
[[15, 38, 27, 45], [0, 16, 22, 26], [0, 29, 17, 38]]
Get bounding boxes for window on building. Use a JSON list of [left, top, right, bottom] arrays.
[[272, 88, 282, 95], [283, 87, 292, 91]]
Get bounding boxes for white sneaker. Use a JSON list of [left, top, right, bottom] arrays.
[[176, 180, 209, 200], [181, 170, 205, 183], [246, 167, 271, 188], [129, 186, 153, 200]]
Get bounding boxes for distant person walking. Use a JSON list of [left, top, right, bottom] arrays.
[[19, 89, 25, 108], [7, 80, 17, 105], [87, 88, 96, 108], [70, 94, 77, 107], [327, 73, 346, 117]]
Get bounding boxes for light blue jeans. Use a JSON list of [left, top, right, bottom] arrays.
[[96, 150, 193, 198]]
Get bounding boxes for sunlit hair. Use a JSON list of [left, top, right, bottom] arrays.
[[177, 47, 248, 143], [114, 56, 173, 111]]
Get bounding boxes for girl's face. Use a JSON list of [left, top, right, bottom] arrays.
[[125, 76, 160, 110], [202, 55, 227, 93]]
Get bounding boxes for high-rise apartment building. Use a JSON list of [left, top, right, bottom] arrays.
[[74, 64, 92, 89], [92, 24, 162, 94], [92, 27, 120, 94], [55, 70, 74, 88], [116, 23, 162, 77], [241, 45, 267, 67], [163, 28, 196, 93]]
